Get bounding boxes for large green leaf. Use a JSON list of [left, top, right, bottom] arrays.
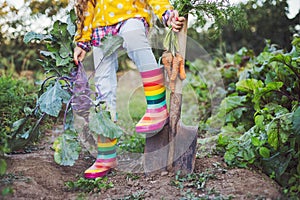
[[292, 106, 300, 135], [236, 78, 264, 93], [89, 110, 123, 139], [256, 51, 273, 65], [254, 115, 264, 129], [259, 147, 270, 158], [262, 81, 283, 92], [53, 129, 81, 166], [218, 95, 248, 117], [59, 43, 71, 59], [252, 81, 283, 110], [50, 21, 63, 38], [56, 54, 71, 66], [23, 31, 52, 44], [67, 10, 76, 36], [269, 54, 292, 65], [220, 124, 245, 135], [40, 51, 55, 59], [38, 81, 71, 117]]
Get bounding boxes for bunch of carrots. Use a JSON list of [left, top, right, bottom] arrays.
[[161, 27, 186, 93]]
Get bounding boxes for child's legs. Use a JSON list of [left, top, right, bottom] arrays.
[[93, 47, 118, 121], [118, 18, 158, 72]]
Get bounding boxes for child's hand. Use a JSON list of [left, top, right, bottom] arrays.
[[166, 10, 185, 32], [73, 46, 87, 65]]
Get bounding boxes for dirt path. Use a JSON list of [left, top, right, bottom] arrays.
[[0, 125, 283, 200]]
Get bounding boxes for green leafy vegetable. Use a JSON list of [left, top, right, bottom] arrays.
[[211, 36, 300, 197], [38, 81, 71, 117], [53, 129, 81, 166], [89, 109, 123, 139]]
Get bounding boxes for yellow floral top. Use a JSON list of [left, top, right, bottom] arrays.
[[75, 0, 173, 43]]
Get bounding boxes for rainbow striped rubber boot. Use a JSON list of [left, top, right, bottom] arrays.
[[136, 67, 169, 134], [84, 135, 117, 179]]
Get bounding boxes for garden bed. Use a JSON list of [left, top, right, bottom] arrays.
[[1, 126, 282, 200]]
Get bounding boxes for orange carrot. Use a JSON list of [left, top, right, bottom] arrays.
[[162, 51, 186, 93], [171, 55, 179, 81], [176, 53, 186, 80], [162, 51, 173, 79], [170, 53, 181, 92]]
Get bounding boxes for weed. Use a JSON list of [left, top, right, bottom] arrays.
[[125, 173, 140, 181], [172, 170, 215, 191], [117, 190, 145, 200], [179, 188, 234, 200], [171, 170, 235, 200], [65, 177, 114, 193], [1, 187, 13, 196]]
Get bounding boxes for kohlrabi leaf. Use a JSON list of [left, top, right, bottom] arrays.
[[56, 55, 71, 67], [53, 129, 81, 166], [89, 109, 123, 139], [67, 10, 76, 36], [38, 81, 71, 117], [23, 31, 52, 44], [40, 51, 55, 59]]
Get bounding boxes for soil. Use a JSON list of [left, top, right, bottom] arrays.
[[0, 125, 283, 200]]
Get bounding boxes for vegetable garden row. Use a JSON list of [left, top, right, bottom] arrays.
[[0, 8, 299, 198]]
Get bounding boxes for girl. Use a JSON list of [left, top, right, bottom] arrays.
[[73, 0, 184, 179]]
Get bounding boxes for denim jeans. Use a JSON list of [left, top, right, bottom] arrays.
[[93, 18, 159, 121]]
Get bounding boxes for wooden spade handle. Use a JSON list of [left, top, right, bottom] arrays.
[[167, 16, 188, 171]]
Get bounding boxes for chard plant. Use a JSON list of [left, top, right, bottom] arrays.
[[212, 37, 300, 197], [16, 9, 124, 166]]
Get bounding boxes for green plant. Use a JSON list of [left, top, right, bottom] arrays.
[[212, 37, 300, 197], [0, 74, 39, 175], [65, 177, 114, 193], [20, 9, 124, 166], [171, 170, 234, 200], [118, 190, 145, 200], [1, 187, 13, 197], [125, 173, 140, 181], [179, 189, 233, 200], [172, 170, 215, 191]]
